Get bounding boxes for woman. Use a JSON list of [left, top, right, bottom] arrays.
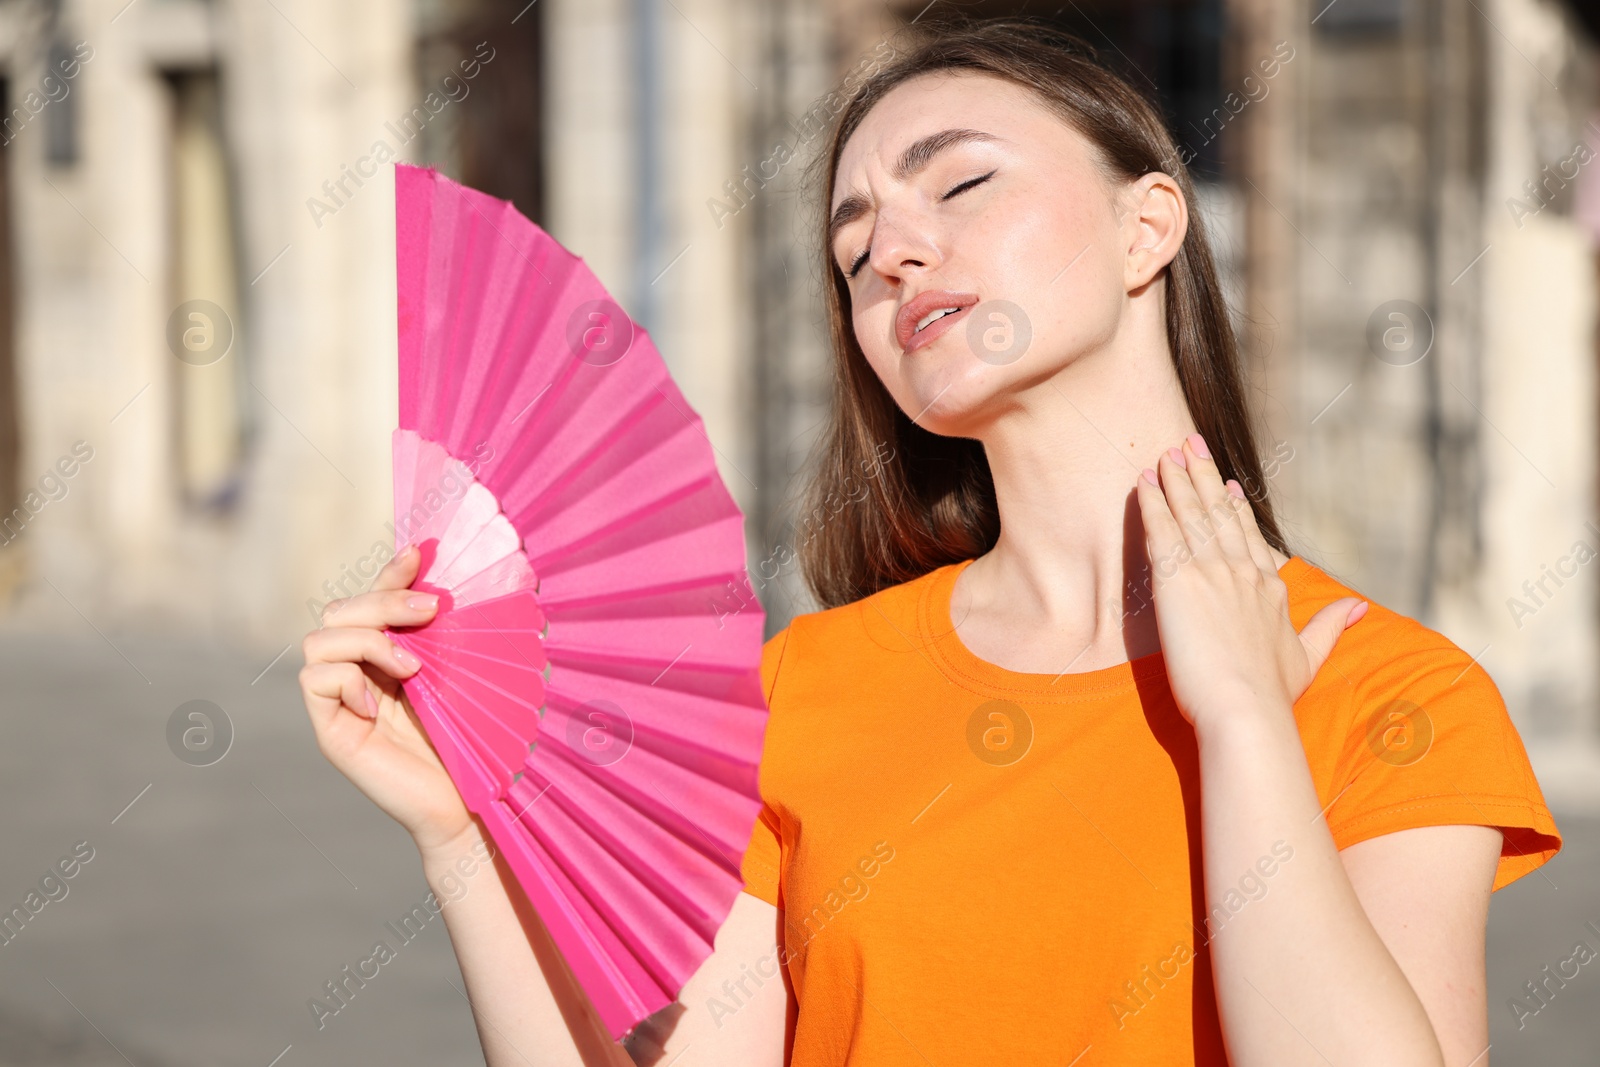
[[298, 19, 1562, 1067]]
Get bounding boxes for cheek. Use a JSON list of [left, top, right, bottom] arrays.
[[851, 301, 897, 371], [994, 199, 1124, 353], [987, 192, 1103, 293], [986, 197, 1065, 263], [954, 194, 1108, 337]]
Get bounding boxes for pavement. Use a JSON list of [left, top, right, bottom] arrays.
[[0, 626, 1593, 1066], [1486, 809, 1600, 1066], [0, 627, 485, 1066]]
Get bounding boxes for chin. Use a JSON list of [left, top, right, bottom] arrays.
[[892, 371, 1001, 438]]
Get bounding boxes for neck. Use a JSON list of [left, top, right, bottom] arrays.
[[956, 308, 1195, 668]]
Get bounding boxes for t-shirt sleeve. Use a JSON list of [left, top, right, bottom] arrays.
[[1325, 635, 1562, 891], [739, 626, 790, 907]]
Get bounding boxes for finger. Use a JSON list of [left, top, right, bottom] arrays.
[[320, 586, 440, 631], [1299, 597, 1368, 677], [1181, 434, 1250, 563], [1155, 446, 1219, 562], [373, 542, 424, 592], [299, 660, 380, 734], [1226, 480, 1277, 576], [1135, 467, 1188, 583], [302, 624, 423, 684]]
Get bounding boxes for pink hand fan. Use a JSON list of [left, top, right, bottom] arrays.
[[386, 163, 768, 1040]]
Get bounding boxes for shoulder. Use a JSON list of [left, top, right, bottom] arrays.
[[1282, 555, 1489, 701], [750, 565, 956, 825], [1284, 557, 1562, 889], [1283, 553, 1513, 772], [759, 563, 957, 705]]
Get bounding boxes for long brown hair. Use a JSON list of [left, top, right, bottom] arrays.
[[796, 17, 1291, 610]]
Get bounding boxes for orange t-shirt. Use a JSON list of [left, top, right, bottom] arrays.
[[739, 555, 1561, 1066]]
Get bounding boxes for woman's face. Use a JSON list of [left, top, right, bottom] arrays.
[[830, 71, 1179, 437]]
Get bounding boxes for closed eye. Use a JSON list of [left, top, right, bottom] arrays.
[[943, 169, 996, 200], [844, 169, 996, 278]]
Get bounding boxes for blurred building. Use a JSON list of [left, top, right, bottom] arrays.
[[0, 0, 1595, 803]]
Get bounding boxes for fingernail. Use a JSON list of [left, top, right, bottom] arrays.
[[1188, 433, 1211, 459], [1226, 479, 1246, 499], [363, 688, 379, 717], [1346, 601, 1370, 627], [1166, 447, 1186, 469], [1142, 467, 1159, 486], [393, 644, 421, 670], [407, 593, 438, 611]]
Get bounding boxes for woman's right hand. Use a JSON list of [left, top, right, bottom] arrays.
[[298, 544, 474, 855]]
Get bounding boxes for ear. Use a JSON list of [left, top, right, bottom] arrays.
[[1120, 171, 1188, 292]]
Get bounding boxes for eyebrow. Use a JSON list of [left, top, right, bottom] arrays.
[[828, 128, 1000, 249], [894, 127, 997, 181]]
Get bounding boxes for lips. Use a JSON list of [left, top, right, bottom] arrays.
[[895, 290, 980, 354]]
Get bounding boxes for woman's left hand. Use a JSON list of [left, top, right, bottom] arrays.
[[1134, 433, 1367, 734]]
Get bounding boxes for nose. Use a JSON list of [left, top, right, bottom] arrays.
[[866, 209, 942, 285]]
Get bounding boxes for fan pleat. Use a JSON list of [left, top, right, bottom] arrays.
[[525, 751, 738, 937], [432, 187, 558, 451], [393, 638, 543, 789], [535, 501, 746, 598], [396, 583, 546, 642], [481, 794, 665, 1015], [434, 186, 539, 433], [416, 180, 464, 424], [403, 630, 547, 706], [395, 164, 767, 1040], [446, 553, 540, 604], [448, 249, 584, 461], [500, 381, 723, 538], [476, 340, 589, 480], [504, 390, 696, 531], [394, 438, 477, 555], [537, 694, 762, 852], [509, 762, 722, 990], [541, 535, 751, 623], [443, 588, 549, 653], [400, 669, 510, 809], [430, 485, 519, 583], [537, 675, 761, 799], [536, 573, 753, 622], [542, 646, 762, 706], [546, 610, 763, 670], [395, 180, 434, 431]]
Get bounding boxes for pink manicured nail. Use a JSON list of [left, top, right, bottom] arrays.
[[406, 593, 438, 611], [1226, 479, 1246, 499], [1346, 601, 1370, 627], [393, 644, 421, 670], [1142, 468, 1159, 486], [1166, 447, 1186, 469], [1188, 433, 1211, 459], [363, 688, 379, 717]]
